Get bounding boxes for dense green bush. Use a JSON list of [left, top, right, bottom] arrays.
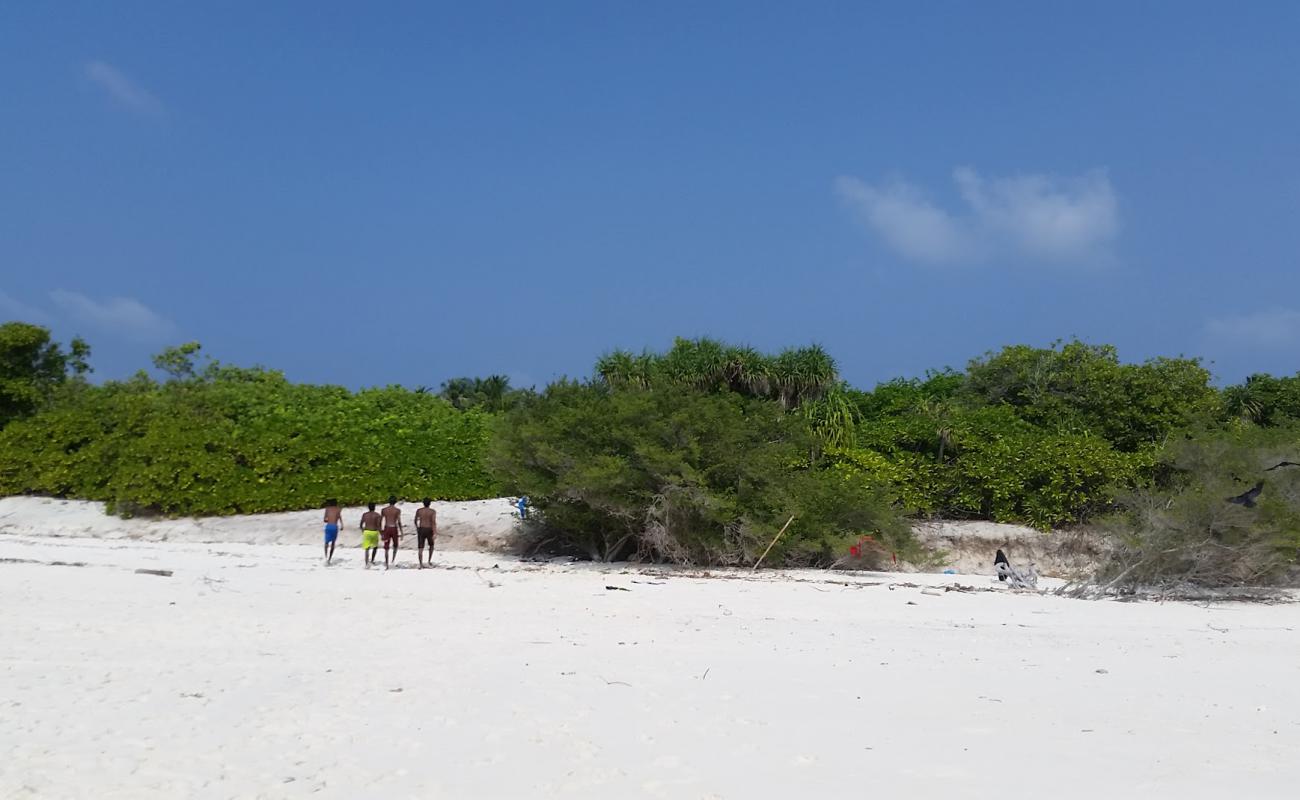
[[836, 404, 1152, 529], [0, 365, 496, 515], [964, 340, 1219, 451], [489, 380, 914, 566]]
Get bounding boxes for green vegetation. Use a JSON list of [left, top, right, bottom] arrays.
[[1083, 425, 1300, 591], [836, 341, 1217, 528], [0, 322, 90, 429], [0, 343, 495, 515], [438, 375, 534, 413], [489, 380, 912, 565], [1, 322, 1298, 580]]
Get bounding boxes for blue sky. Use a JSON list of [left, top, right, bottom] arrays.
[[2, 1, 1298, 389]]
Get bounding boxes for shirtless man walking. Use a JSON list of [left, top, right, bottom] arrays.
[[380, 495, 404, 569], [360, 503, 382, 569], [414, 498, 437, 569], [322, 498, 343, 565]]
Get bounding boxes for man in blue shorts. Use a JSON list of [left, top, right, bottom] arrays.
[[323, 499, 342, 565]]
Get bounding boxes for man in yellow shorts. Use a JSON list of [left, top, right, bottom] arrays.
[[359, 502, 382, 569]]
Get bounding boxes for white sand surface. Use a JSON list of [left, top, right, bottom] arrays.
[[0, 496, 523, 551], [2, 530, 1298, 799]]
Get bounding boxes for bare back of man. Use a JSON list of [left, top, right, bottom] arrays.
[[380, 497, 403, 569], [322, 500, 343, 565], [414, 499, 437, 568], [360, 506, 383, 568]]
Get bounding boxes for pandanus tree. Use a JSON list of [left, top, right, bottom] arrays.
[[597, 338, 838, 410]]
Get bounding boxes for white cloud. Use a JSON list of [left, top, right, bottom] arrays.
[[1207, 309, 1300, 348], [49, 290, 173, 340], [834, 177, 976, 264], [837, 167, 1119, 266], [84, 60, 162, 114]]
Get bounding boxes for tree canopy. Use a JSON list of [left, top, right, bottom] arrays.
[[0, 322, 90, 429]]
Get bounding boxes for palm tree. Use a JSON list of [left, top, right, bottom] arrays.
[[595, 351, 656, 389], [802, 384, 858, 455], [770, 345, 838, 410]]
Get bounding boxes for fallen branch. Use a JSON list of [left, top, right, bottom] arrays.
[[752, 515, 795, 571]]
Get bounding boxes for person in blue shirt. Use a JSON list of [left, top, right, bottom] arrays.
[[515, 496, 530, 520]]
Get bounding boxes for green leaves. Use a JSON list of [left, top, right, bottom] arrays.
[[0, 369, 497, 515], [0, 322, 91, 429]]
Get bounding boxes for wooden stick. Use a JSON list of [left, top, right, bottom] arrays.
[[752, 515, 796, 571]]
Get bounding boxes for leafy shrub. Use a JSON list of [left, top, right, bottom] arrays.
[[843, 402, 1152, 528], [489, 381, 914, 565], [965, 340, 1219, 450], [0, 366, 497, 515]]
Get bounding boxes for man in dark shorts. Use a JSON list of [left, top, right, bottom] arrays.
[[322, 499, 343, 565], [360, 502, 382, 569], [380, 495, 404, 569], [414, 497, 437, 569]]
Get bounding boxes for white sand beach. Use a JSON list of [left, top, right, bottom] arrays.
[[2, 503, 1299, 798]]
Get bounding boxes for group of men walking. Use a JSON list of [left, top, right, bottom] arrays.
[[321, 497, 438, 569]]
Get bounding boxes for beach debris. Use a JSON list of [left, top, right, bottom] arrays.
[[994, 554, 1038, 590], [134, 568, 173, 577], [1095, 669, 1109, 674], [598, 676, 631, 687], [920, 588, 943, 597], [605, 585, 630, 592]]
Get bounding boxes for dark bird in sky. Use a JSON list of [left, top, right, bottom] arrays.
[[1264, 461, 1300, 471], [1226, 481, 1264, 508]]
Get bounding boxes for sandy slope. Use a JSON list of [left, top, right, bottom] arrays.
[[2, 530, 1298, 799]]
